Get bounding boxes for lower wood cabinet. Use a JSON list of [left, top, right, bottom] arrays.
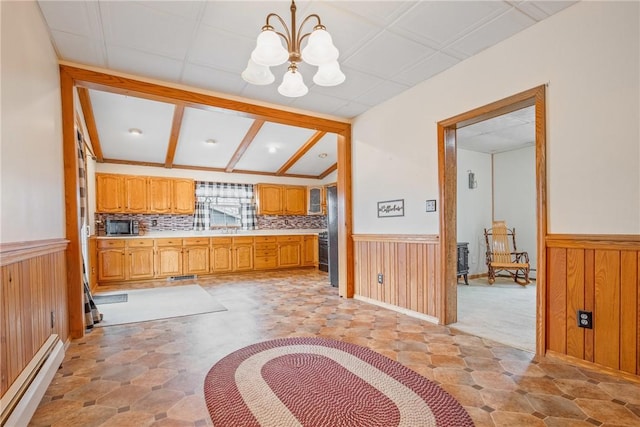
[[96, 234, 320, 284]]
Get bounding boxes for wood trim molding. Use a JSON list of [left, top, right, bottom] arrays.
[[319, 163, 338, 179], [225, 119, 264, 172], [546, 234, 640, 250], [0, 239, 69, 266], [352, 234, 440, 244], [165, 105, 185, 168], [76, 87, 104, 162], [277, 131, 326, 176], [545, 350, 640, 385]]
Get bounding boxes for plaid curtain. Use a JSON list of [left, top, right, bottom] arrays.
[[77, 130, 102, 328], [193, 182, 256, 230]]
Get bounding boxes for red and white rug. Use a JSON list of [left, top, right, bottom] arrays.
[[204, 337, 474, 426]]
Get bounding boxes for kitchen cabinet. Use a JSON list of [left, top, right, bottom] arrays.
[[96, 174, 124, 213], [183, 238, 210, 275], [172, 178, 195, 214], [155, 238, 183, 278], [232, 237, 254, 271], [284, 186, 306, 215], [254, 236, 277, 270], [148, 177, 172, 213], [211, 237, 233, 273], [302, 235, 318, 266], [307, 186, 325, 215], [124, 176, 148, 213], [97, 239, 127, 282], [255, 184, 307, 215], [126, 239, 154, 280], [277, 235, 301, 268]]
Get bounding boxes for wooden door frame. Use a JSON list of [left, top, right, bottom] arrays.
[[437, 85, 547, 356], [60, 63, 354, 338]]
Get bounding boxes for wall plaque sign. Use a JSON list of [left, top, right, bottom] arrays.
[[377, 199, 404, 218]]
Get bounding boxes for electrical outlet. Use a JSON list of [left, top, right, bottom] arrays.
[[152, 219, 158, 226], [377, 273, 384, 284], [577, 310, 593, 329]]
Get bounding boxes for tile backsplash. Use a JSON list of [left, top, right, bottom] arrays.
[[95, 213, 327, 235]]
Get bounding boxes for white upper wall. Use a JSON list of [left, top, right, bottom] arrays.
[[352, 1, 639, 234], [1, 1, 65, 243]]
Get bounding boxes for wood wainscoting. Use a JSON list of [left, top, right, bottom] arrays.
[[353, 234, 440, 321], [0, 239, 69, 400], [546, 235, 639, 378]]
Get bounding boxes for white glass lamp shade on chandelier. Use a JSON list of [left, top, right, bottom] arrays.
[[241, 1, 346, 98]]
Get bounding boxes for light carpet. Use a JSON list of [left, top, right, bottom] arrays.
[[204, 337, 474, 427], [452, 276, 536, 352], [94, 285, 226, 327]]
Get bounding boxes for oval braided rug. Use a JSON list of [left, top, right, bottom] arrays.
[[204, 337, 474, 426]]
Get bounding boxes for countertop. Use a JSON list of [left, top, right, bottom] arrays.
[[95, 229, 326, 239]]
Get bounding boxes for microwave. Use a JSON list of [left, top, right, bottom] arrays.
[[105, 219, 139, 236]]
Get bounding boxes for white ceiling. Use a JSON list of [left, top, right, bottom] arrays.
[[38, 1, 575, 176]]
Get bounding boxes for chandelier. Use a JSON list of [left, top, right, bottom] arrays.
[[241, 0, 345, 97]]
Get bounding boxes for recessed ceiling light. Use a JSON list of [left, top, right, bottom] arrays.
[[318, 153, 328, 158], [128, 128, 143, 135], [268, 146, 277, 154], [205, 139, 217, 144]]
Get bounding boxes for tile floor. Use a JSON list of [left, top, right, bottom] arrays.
[[30, 269, 640, 426]]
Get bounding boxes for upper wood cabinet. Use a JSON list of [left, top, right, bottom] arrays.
[[307, 186, 325, 215], [255, 184, 307, 216], [96, 173, 194, 214]]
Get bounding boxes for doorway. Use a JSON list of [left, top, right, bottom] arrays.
[[437, 85, 547, 356], [453, 107, 537, 351]]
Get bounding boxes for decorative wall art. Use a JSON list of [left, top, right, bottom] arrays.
[[377, 199, 404, 218]]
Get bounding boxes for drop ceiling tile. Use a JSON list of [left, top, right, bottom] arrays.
[[355, 80, 411, 108], [99, 1, 195, 60], [89, 90, 174, 164], [173, 108, 255, 169], [312, 67, 385, 102], [331, 101, 371, 119], [286, 133, 338, 176], [137, 1, 206, 21], [449, 9, 537, 57], [344, 30, 434, 80], [530, 1, 578, 16], [330, 1, 417, 27], [513, 1, 550, 21], [239, 79, 295, 110], [233, 122, 316, 173], [37, 1, 101, 38], [50, 30, 106, 66], [107, 46, 183, 82], [394, 52, 460, 87], [390, 1, 509, 46], [181, 64, 248, 95], [188, 24, 255, 73], [289, 90, 354, 117]]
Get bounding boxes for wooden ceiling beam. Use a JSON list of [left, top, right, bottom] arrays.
[[276, 130, 326, 176], [165, 105, 185, 168], [76, 87, 104, 162], [225, 119, 264, 173], [319, 163, 338, 179]]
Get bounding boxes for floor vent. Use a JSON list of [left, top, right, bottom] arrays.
[[168, 275, 196, 281]]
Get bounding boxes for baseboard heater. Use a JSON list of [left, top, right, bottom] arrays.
[[0, 335, 65, 426], [168, 274, 196, 281]]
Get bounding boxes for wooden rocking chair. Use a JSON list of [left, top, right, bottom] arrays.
[[484, 221, 530, 285]]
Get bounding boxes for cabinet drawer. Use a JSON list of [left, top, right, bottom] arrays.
[[126, 239, 153, 247], [254, 236, 277, 243], [155, 238, 182, 247], [254, 249, 277, 257], [254, 257, 277, 269], [98, 239, 125, 248], [276, 235, 302, 242], [211, 237, 233, 245], [183, 237, 210, 246], [254, 243, 277, 251], [232, 237, 254, 244]]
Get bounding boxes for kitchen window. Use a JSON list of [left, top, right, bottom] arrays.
[[193, 182, 256, 231]]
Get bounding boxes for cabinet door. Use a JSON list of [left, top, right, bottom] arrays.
[[148, 177, 172, 214], [302, 235, 318, 266], [172, 179, 194, 214], [183, 246, 210, 275], [233, 244, 254, 271], [278, 243, 301, 267], [284, 186, 307, 215], [96, 174, 124, 213], [126, 247, 154, 280], [155, 246, 183, 278], [98, 248, 126, 281], [257, 184, 282, 215], [211, 245, 233, 272], [307, 187, 324, 215], [124, 176, 148, 213]]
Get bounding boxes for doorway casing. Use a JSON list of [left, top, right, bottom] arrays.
[[437, 85, 547, 356]]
